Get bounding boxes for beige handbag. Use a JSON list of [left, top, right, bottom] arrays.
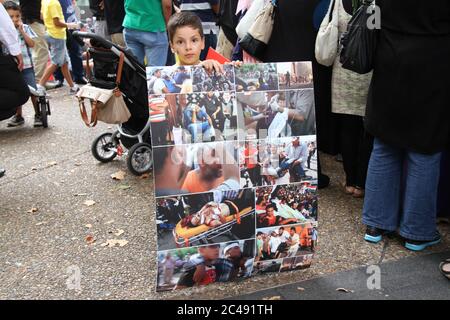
[[315, 0, 340, 67], [77, 53, 131, 127]]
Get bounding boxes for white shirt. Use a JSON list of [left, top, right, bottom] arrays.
[[153, 78, 166, 94], [279, 231, 290, 243], [0, 5, 20, 56], [269, 237, 281, 254]]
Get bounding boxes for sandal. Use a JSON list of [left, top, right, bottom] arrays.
[[439, 259, 450, 280]]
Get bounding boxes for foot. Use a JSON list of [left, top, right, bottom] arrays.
[[69, 84, 80, 94], [439, 259, 450, 280], [342, 182, 355, 195], [36, 84, 47, 96], [45, 80, 63, 90], [7, 115, 25, 127], [404, 235, 441, 252], [34, 114, 43, 127], [352, 187, 365, 198], [364, 226, 391, 244], [0, 168, 5, 178]]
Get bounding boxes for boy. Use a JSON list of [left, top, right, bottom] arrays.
[[37, 0, 79, 94], [175, 244, 220, 289], [4, 1, 42, 127], [167, 11, 234, 74]]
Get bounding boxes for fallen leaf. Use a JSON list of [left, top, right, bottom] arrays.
[[35, 221, 47, 226], [47, 161, 57, 167], [140, 173, 150, 179], [114, 229, 124, 237], [74, 163, 82, 167], [111, 170, 126, 180], [105, 220, 115, 225], [336, 288, 354, 293], [297, 287, 305, 291], [116, 184, 131, 190], [85, 235, 95, 244], [84, 200, 96, 207], [27, 208, 38, 214], [262, 296, 281, 300], [31, 167, 38, 171], [101, 239, 128, 247], [85, 224, 92, 229]]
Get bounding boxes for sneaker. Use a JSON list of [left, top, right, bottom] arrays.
[[45, 80, 63, 90], [404, 236, 441, 252], [36, 84, 47, 96], [34, 114, 43, 127], [364, 226, 391, 244], [7, 115, 25, 127], [69, 85, 80, 94]]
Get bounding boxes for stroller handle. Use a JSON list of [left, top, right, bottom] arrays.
[[72, 31, 112, 49]]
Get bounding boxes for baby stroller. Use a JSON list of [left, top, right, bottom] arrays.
[[73, 32, 152, 175]]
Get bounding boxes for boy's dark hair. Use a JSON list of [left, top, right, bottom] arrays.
[[167, 12, 204, 43], [3, 1, 20, 11]]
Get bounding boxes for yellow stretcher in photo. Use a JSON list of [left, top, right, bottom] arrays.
[[173, 207, 255, 247]]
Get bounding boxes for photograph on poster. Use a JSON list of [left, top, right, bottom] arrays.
[[255, 183, 318, 229], [280, 254, 314, 272], [252, 259, 283, 275], [149, 93, 238, 146], [153, 141, 240, 197], [147, 66, 193, 94], [277, 62, 314, 90], [235, 63, 278, 92], [156, 189, 256, 250], [236, 89, 316, 140], [239, 137, 318, 188], [156, 239, 255, 292], [192, 64, 236, 92], [255, 223, 317, 262]]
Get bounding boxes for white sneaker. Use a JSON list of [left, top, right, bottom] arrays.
[[36, 84, 47, 96], [69, 84, 80, 94]]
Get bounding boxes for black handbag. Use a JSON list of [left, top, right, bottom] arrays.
[[340, 0, 379, 74]]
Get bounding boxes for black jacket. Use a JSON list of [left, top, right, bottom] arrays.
[[365, 0, 450, 154]]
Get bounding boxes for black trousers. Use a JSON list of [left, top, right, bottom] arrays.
[[0, 55, 30, 120], [338, 114, 374, 188]]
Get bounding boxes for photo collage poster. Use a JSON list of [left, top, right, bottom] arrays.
[[147, 62, 319, 292]]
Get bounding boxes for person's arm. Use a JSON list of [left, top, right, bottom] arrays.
[[19, 24, 34, 48], [162, 0, 172, 26]]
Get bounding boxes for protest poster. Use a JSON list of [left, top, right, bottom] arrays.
[[147, 62, 318, 292]]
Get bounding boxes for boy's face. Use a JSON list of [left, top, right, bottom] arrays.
[[199, 245, 220, 261], [7, 9, 21, 28], [170, 26, 205, 66]]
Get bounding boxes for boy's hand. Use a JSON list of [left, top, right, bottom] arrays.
[[14, 54, 24, 71], [200, 59, 224, 75], [226, 60, 243, 68], [17, 21, 25, 34]]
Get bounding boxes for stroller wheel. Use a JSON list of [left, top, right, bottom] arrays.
[[91, 132, 118, 163], [127, 142, 153, 176]]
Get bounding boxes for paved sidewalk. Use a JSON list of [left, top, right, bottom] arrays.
[[230, 251, 450, 300]]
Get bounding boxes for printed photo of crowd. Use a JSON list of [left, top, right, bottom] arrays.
[[255, 223, 318, 262], [235, 63, 278, 92], [157, 239, 255, 292], [255, 183, 318, 228], [156, 189, 256, 250], [192, 64, 235, 92], [236, 89, 316, 141], [147, 66, 193, 94], [239, 137, 318, 188]]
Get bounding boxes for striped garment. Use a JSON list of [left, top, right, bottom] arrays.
[[179, 0, 219, 34]]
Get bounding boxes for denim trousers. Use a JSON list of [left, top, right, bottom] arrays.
[[123, 28, 168, 66], [362, 138, 442, 241]]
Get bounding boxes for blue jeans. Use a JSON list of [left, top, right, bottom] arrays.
[[55, 31, 84, 82], [279, 159, 305, 178], [188, 122, 213, 143], [362, 138, 442, 241], [123, 28, 168, 66]]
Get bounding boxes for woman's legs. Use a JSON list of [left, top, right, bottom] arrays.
[[399, 150, 441, 241], [362, 138, 402, 232]]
